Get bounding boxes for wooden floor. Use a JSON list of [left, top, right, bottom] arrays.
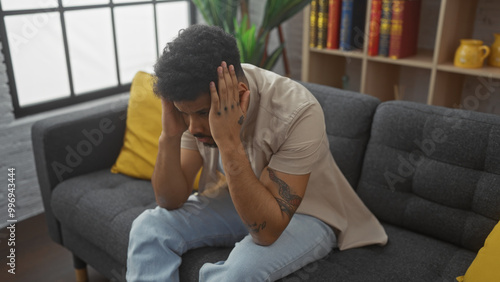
[[0, 213, 109, 282]]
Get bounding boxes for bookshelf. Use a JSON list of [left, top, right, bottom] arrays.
[[301, 0, 498, 110]]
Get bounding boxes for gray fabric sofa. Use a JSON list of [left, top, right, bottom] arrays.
[[32, 81, 500, 281]]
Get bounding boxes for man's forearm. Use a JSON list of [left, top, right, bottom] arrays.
[[152, 135, 191, 209], [220, 142, 285, 245]]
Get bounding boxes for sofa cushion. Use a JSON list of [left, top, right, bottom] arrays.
[[298, 82, 380, 188], [288, 223, 475, 281], [51, 169, 157, 265], [111, 71, 162, 180], [357, 101, 500, 252]]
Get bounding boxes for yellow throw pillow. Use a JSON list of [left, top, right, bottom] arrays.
[[457, 220, 500, 282], [111, 71, 162, 179]]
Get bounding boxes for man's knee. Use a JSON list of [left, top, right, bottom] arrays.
[[129, 208, 179, 241], [129, 208, 188, 253], [130, 208, 158, 234]]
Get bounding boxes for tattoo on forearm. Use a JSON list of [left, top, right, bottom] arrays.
[[267, 168, 303, 218], [247, 221, 266, 233], [238, 115, 244, 125]]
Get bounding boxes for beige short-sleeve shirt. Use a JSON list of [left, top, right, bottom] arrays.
[[181, 64, 388, 250]]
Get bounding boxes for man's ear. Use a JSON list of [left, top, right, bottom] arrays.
[[238, 82, 250, 115]]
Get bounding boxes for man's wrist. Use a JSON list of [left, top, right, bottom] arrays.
[[218, 140, 244, 156], [219, 141, 249, 175]]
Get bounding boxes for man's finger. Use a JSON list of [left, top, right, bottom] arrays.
[[209, 81, 220, 115], [222, 62, 234, 104], [161, 98, 174, 113], [217, 65, 228, 111], [229, 64, 239, 105]]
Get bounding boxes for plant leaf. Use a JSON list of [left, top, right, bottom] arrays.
[[263, 44, 285, 70], [261, 0, 313, 32], [192, 0, 240, 33]]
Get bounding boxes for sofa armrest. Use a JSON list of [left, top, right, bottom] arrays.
[[32, 97, 128, 243]]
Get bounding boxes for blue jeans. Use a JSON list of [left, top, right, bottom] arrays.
[[126, 188, 336, 282]]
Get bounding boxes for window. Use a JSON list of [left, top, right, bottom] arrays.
[[0, 0, 194, 117]]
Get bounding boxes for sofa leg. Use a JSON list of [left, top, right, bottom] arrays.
[[75, 268, 88, 282], [73, 254, 88, 282]]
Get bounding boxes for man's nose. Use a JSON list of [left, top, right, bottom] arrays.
[[188, 116, 203, 135]]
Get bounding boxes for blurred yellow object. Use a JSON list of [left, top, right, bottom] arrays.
[[489, 33, 500, 67], [111, 71, 161, 180], [193, 168, 202, 190], [456, 221, 500, 282]]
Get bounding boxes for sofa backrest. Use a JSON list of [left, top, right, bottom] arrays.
[[357, 101, 500, 252], [300, 82, 380, 188]]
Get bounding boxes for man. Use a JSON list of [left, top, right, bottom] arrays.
[[127, 24, 387, 281]]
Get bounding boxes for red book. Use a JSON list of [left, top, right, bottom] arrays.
[[326, 0, 342, 49], [368, 0, 382, 56], [389, 0, 421, 59]]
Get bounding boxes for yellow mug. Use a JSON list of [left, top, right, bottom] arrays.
[[454, 39, 490, 69]]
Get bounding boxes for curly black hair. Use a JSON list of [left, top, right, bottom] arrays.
[[153, 24, 245, 101]]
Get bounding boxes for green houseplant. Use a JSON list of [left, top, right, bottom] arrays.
[[192, 0, 312, 75], [191, 0, 241, 34]]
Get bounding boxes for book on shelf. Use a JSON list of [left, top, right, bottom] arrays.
[[339, 0, 368, 51], [317, 0, 329, 49], [378, 0, 392, 56], [326, 0, 342, 49], [309, 0, 319, 48], [368, 0, 382, 56], [389, 0, 422, 59]]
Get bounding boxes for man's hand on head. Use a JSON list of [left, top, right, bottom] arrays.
[[208, 61, 250, 151], [160, 98, 188, 140]]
